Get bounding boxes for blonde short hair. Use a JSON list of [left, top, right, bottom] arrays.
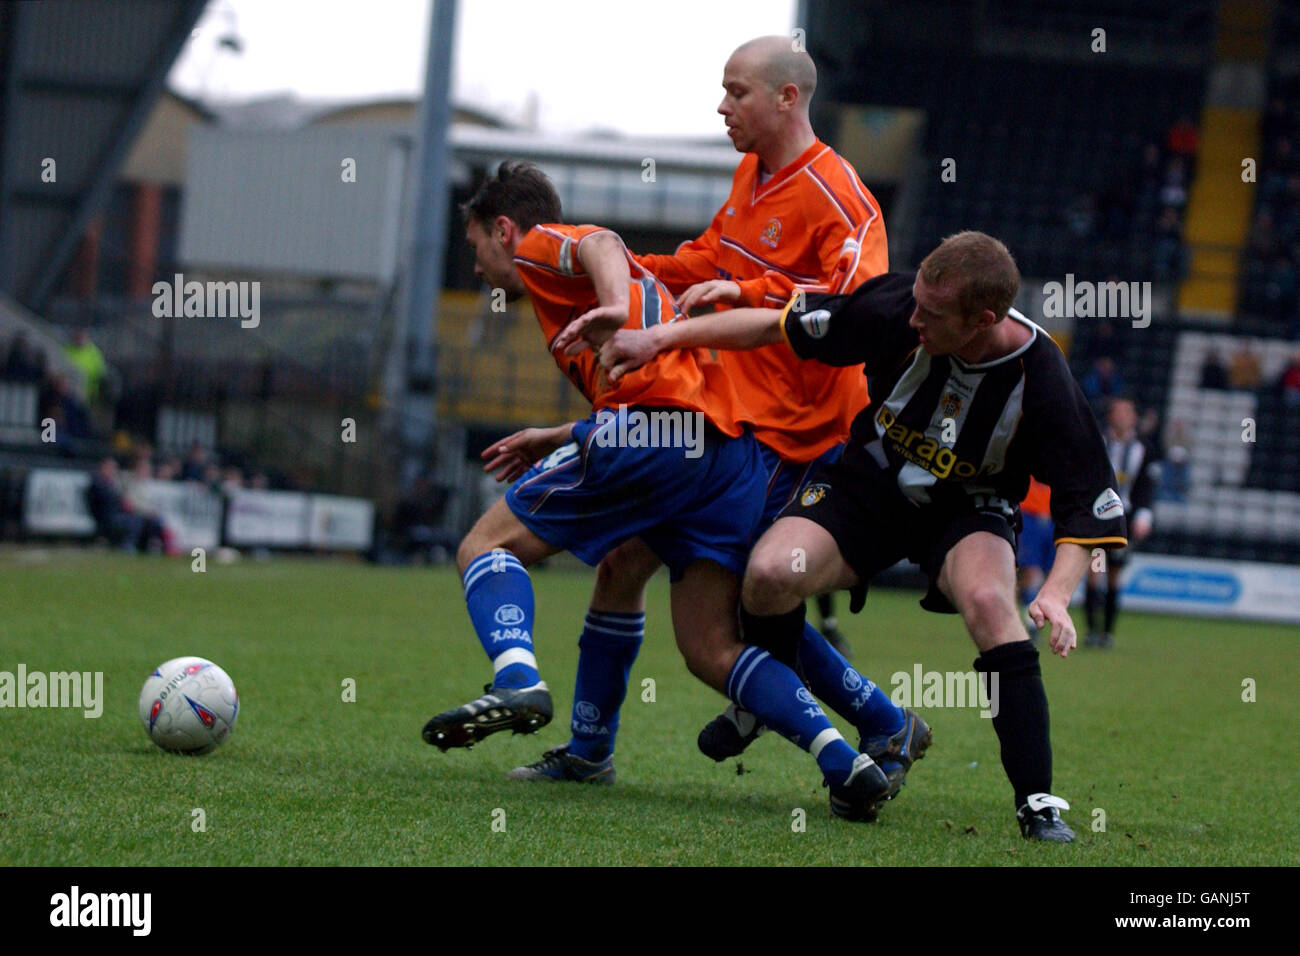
[[918, 231, 1020, 319]]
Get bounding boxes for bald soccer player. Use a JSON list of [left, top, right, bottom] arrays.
[[508, 36, 919, 802]]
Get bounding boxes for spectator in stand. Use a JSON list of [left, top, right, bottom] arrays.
[[1159, 156, 1189, 210], [1135, 141, 1164, 201], [62, 328, 106, 403], [1262, 97, 1295, 146], [180, 442, 209, 482], [249, 471, 269, 490], [393, 473, 456, 564], [1158, 421, 1191, 503], [86, 457, 171, 553], [3, 332, 46, 383], [1228, 342, 1263, 391], [1167, 116, 1199, 158], [1279, 352, 1300, 408], [1081, 355, 1126, 408], [221, 466, 245, 496], [39, 374, 93, 440], [1199, 349, 1229, 390], [1065, 192, 1098, 238], [157, 454, 181, 481], [1153, 206, 1187, 280]]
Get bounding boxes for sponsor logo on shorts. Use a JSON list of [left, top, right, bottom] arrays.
[[799, 309, 831, 339], [1092, 488, 1124, 520], [800, 483, 830, 507], [575, 700, 600, 722], [495, 604, 526, 626]]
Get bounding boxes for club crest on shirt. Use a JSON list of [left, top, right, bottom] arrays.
[[800, 483, 830, 507], [941, 392, 963, 419], [760, 217, 782, 248]]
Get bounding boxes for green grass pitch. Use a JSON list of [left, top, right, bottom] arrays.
[[1, 552, 1296, 866]]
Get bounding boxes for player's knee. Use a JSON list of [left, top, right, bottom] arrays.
[[593, 548, 656, 605], [455, 533, 492, 576], [741, 551, 802, 614], [958, 583, 1018, 639]]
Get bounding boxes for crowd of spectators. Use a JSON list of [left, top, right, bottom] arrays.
[[2, 328, 104, 443], [85, 441, 271, 553], [1064, 121, 1196, 282], [1242, 88, 1300, 331]]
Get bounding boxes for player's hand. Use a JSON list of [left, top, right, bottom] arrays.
[[597, 328, 659, 383], [481, 427, 566, 483], [1132, 513, 1152, 542], [677, 279, 741, 314], [1027, 591, 1077, 658], [553, 302, 629, 356]]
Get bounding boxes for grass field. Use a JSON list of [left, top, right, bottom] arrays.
[[1, 551, 1296, 866]]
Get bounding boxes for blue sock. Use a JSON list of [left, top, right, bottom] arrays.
[[568, 609, 644, 761], [725, 645, 858, 785], [796, 622, 904, 738], [462, 550, 539, 689]]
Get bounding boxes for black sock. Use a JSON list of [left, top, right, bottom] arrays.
[[1084, 582, 1100, 632], [738, 604, 805, 671], [974, 641, 1052, 809], [1104, 585, 1118, 634], [816, 592, 834, 621]]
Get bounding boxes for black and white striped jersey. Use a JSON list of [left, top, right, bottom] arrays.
[[1105, 433, 1155, 522], [781, 271, 1128, 549]]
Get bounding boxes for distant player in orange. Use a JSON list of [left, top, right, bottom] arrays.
[[512, 36, 913, 797], [1017, 477, 1054, 644]]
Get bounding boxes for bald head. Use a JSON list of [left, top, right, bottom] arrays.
[[730, 35, 817, 103]]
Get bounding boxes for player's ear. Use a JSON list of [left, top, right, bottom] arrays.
[[493, 215, 516, 244]]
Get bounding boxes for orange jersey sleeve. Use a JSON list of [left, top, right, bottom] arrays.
[[514, 224, 746, 436], [1022, 477, 1052, 517]]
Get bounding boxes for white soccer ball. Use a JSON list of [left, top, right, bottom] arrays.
[[138, 657, 239, 755]]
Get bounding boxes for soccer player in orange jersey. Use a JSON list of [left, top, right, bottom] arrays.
[[423, 163, 894, 818]]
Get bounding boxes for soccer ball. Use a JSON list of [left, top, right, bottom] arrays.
[[138, 657, 239, 755]]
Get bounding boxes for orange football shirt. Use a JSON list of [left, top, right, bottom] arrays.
[[514, 224, 745, 436], [634, 139, 887, 461]]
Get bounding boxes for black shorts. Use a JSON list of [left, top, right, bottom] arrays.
[[780, 456, 1019, 614]]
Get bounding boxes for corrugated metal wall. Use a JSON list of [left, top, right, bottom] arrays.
[[179, 124, 413, 281]]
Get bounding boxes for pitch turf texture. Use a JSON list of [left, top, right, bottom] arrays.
[[1, 553, 1296, 866]]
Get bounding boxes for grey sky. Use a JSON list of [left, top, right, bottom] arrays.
[[169, 0, 798, 136]]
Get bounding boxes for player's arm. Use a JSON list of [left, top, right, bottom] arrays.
[[545, 230, 635, 354], [1026, 348, 1130, 656], [1027, 542, 1090, 658], [481, 422, 577, 483], [596, 307, 785, 381]]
